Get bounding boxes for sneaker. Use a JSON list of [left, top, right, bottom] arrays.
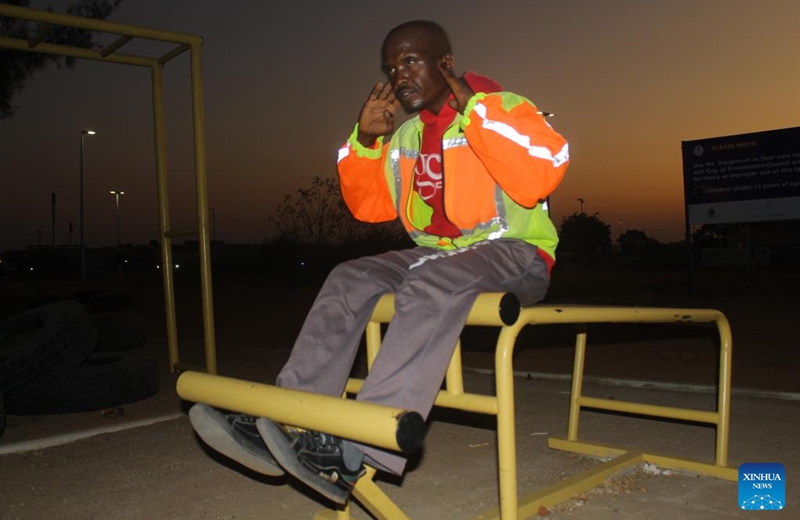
[[256, 417, 365, 504], [189, 403, 284, 476]]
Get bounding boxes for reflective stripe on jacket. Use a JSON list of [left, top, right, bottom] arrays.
[[336, 91, 569, 259]]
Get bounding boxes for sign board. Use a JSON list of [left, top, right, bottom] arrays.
[[682, 127, 800, 225]]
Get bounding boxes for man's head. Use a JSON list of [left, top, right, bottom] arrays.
[[381, 21, 454, 114]]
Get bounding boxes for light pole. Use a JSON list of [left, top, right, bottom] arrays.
[[80, 129, 96, 279], [617, 218, 623, 238], [110, 190, 124, 275], [110, 190, 125, 247], [577, 198, 585, 214]]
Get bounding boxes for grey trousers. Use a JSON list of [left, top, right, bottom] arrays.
[[276, 238, 550, 475]]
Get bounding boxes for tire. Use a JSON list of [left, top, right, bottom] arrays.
[[0, 300, 97, 412], [92, 315, 147, 352], [73, 290, 135, 313], [14, 350, 160, 415]]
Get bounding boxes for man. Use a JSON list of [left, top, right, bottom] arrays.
[[190, 20, 569, 505]]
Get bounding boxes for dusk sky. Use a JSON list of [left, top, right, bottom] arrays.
[[1, 0, 798, 253]]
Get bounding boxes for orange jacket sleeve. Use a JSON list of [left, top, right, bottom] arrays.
[[461, 92, 569, 208], [336, 125, 398, 223]]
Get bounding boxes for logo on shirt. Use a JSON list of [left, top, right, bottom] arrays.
[[414, 153, 443, 201]]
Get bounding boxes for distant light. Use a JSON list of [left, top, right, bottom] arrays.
[[86, 130, 96, 135], [174, 263, 180, 269], [29, 267, 34, 271], [156, 265, 161, 269], [124, 260, 129, 264], [110, 190, 125, 195]]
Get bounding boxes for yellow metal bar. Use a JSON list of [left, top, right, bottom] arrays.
[[577, 396, 720, 424], [370, 292, 518, 327], [445, 340, 465, 395], [365, 321, 381, 371], [494, 322, 524, 520], [548, 439, 737, 481], [100, 34, 133, 57], [351, 466, 411, 520], [548, 437, 628, 459], [177, 372, 421, 453], [159, 43, 191, 65], [0, 3, 202, 46], [189, 43, 218, 375], [471, 451, 644, 520], [567, 332, 587, 441], [644, 452, 737, 481], [519, 305, 725, 326], [150, 63, 180, 373], [715, 314, 733, 466], [0, 35, 154, 67], [28, 23, 53, 47], [314, 507, 354, 520]]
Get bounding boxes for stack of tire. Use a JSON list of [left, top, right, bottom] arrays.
[[0, 300, 160, 437]]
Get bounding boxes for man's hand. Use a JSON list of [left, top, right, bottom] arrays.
[[357, 82, 399, 147], [437, 57, 475, 114]]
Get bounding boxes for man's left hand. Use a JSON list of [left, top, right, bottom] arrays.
[[437, 57, 474, 114]]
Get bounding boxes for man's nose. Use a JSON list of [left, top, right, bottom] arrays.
[[393, 68, 410, 87]]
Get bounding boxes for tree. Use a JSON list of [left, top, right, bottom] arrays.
[[618, 229, 660, 256], [0, 0, 123, 120], [268, 176, 408, 247], [558, 212, 611, 263]]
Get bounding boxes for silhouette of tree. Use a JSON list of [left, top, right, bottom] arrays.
[[618, 229, 660, 256], [268, 176, 407, 246], [0, 0, 123, 120], [558, 212, 611, 263]]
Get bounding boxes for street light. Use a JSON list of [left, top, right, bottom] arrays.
[[109, 190, 125, 247], [80, 129, 96, 279], [577, 198, 585, 214]]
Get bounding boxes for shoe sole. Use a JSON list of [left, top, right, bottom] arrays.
[[256, 417, 350, 504], [189, 403, 284, 476]]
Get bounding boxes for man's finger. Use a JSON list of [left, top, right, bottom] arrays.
[[368, 82, 385, 101]]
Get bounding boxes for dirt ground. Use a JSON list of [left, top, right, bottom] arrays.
[[1, 264, 798, 519]]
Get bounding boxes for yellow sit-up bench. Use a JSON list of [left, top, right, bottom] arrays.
[[177, 293, 735, 520]]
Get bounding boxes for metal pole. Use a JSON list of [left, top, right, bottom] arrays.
[[113, 192, 121, 247], [79, 129, 95, 279], [80, 131, 85, 279]]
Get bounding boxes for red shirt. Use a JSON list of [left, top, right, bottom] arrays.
[[413, 72, 505, 239]]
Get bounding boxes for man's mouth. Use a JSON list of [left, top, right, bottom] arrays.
[[396, 87, 417, 100]]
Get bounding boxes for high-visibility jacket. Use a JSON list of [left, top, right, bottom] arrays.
[[336, 90, 569, 260]]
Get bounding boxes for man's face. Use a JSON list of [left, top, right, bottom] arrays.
[[382, 32, 450, 114]]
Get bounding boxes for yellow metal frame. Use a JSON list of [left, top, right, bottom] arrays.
[[176, 371, 423, 453], [326, 297, 736, 520], [0, 4, 217, 374]]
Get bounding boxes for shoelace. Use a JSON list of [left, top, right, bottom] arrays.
[[296, 430, 342, 454]]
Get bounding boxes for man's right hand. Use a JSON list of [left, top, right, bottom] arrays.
[[357, 82, 399, 148]]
